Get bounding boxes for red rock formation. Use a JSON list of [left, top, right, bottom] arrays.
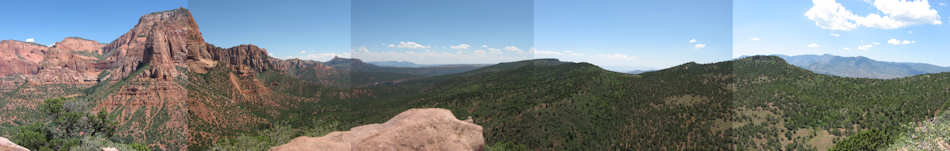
[[0, 40, 45, 77], [0, 7, 339, 150], [270, 108, 485, 151], [89, 8, 291, 150], [54, 37, 106, 54]]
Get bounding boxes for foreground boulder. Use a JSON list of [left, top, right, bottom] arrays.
[[0, 137, 29, 151], [270, 108, 484, 151]]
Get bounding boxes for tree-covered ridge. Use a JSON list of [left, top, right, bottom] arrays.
[[732, 56, 950, 150], [295, 58, 737, 150], [314, 56, 950, 150]]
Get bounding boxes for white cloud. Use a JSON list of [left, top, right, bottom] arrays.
[[355, 46, 370, 53], [689, 38, 697, 43], [392, 41, 430, 49], [503, 46, 523, 53], [694, 43, 707, 49], [940, 2, 946, 6], [808, 43, 821, 48], [25, 38, 34, 43], [907, 30, 913, 34], [805, 0, 942, 31], [873, 42, 881, 45], [843, 47, 851, 50], [481, 44, 488, 48], [888, 38, 901, 45], [299, 50, 307, 54], [450, 44, 471, 50], [902, 40, 915, 44], [887, 38, 916, 45], [830, 33, 841, 37], [857, 44, 874, 50], [750, 37, 761, 41]]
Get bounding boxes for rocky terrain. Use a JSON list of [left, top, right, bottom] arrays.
[[270, 108, 484, 151], [0, 137, 29, 151]]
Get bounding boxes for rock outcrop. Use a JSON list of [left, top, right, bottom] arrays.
[[0, 137, 30, 151], [270, 108, 484, 151]]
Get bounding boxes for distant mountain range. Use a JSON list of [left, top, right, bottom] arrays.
[[754, 54, 950, 79], [625, 69, 653, 74], [368, 61, 427, 68]]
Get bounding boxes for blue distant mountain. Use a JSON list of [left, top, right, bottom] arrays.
[[368, 61, 427, 68], [772, 54, 950, 79]]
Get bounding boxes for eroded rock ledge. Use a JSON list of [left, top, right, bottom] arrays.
[[270, 108, 484, 151]]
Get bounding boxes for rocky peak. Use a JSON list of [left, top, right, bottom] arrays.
[[99, 7, 288, 81], [100, 7, 208, 81]]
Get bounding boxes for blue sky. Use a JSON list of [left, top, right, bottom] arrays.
[[350, 0, 534, 65], [535, 0, 733, 71], [189, 0, 350, 60], [736, 0, 950, 66], [0, 0, 185, 45]]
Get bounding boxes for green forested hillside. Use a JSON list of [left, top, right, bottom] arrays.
[[733, 56, 950, 150], [5, 55, 948, 150], [282, 56, 949, 150]]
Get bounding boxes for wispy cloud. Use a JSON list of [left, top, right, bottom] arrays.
[[857, 44, 874, 50], [25, 38, 35, 43], [389, 41, 430, 49], [694, 43, 707, 49], [450, 43, 471, 50], [887, 38, 915, 45], [807, 43, 821, 48], [503, 46, 523, 53]]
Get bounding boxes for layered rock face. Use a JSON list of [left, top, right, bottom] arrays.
[[100, 8, 283, 81], [89, 8, 288, 150], [0, 40, 46, 78], [0, 8, 338, 150], [270, 108, 485, 151], [0, 37, 105, 91]]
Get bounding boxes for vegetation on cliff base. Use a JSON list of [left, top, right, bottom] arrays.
[[8, 97, 148, 151]]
